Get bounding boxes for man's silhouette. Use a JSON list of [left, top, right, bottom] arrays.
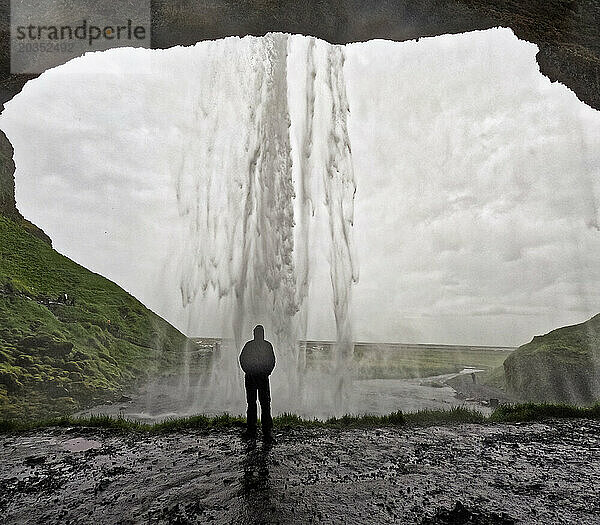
[[239, 325, 276, 443]]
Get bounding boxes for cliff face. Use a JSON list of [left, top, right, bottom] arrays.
[[0, 130, 15, 218], [504, 314, 600, 404], [0, 1, 598, 225], [0, 130, 51, 244]]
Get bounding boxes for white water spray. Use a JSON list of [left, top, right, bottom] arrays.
[[172, 34, 358, 416]]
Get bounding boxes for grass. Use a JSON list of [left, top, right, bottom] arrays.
[[307, 343, 513, 380], [0, 215, 191, 419], [489, 402, 600, 423], [1, 402, 599, 434], [0, 413, 247, 433]]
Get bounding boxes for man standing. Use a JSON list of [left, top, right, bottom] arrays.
[[239, 325, 276, 443]]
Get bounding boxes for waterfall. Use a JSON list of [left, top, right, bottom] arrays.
[[173, 34, 358, 416]]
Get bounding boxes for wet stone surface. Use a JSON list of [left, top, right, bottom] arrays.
[[1, 419, 599, 524]]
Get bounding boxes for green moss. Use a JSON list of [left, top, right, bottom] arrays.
[[0, 215, 191, 420]]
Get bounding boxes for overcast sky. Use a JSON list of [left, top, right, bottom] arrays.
[[1, 28, 599, 346]]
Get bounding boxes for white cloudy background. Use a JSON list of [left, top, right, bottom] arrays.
[[1, 28, 599, 346]]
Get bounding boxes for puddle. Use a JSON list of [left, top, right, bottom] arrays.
[[61, 437, 102, 452]]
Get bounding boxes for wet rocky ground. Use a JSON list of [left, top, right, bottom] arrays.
[[1, 419, 599, 524]]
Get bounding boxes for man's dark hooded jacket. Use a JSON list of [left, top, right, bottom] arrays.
[[239, 327, 276, 376]]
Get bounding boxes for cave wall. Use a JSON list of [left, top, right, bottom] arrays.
[[0, 0, 598, 224], [0, 129, 16, 219], [0, 128, 51, 243], [148, 0, 600, 111]]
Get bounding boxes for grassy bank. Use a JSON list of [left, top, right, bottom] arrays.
[[0, 216, 190, 419], [1, 403, 599, 434], [504, 314, 600, 404]]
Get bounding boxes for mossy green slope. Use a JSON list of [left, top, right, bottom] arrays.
[[504, 314, 600, 404], [0, 215, 189, 419]]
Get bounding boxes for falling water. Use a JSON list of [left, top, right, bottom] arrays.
[[172, 34, 358, 416]]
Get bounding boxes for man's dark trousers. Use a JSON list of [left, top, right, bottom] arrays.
[[245, 374, 273, 434]]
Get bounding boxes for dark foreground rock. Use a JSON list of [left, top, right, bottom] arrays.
[[1, 419, 599, 524]]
